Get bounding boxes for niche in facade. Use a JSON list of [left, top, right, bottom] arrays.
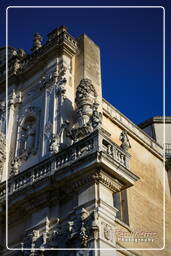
[[17, 106, 40, 160]]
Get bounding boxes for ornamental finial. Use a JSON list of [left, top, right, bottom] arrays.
[[31, 32, 43, 52]]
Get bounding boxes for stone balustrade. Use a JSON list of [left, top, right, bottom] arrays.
[[0, 129, 130, 199]]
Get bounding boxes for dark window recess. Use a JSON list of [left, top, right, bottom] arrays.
[[113, 190, 129, 225]]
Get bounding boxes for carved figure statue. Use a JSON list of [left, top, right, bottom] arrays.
[[23, 123, 36, 155], [10, 157, 21, 176], [49, 134, 59, 153], [91, 103, 102, 129], [120, 130, 131, 151], [13, 58, 20, 74]]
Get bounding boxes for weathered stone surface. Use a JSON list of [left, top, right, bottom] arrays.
[[0, 25, 170, 256]]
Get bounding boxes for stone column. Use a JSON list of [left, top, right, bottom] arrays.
[[6, 90, 22, 179], [77, 169, 122, 255]]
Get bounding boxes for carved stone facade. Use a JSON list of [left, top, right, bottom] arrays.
[[0, 26, 169, 256], [0, 132, 5, 181]]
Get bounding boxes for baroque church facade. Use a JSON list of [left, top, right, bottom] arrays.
[[0, 26, 170, 256]]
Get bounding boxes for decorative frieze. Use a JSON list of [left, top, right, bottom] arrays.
[[21, 208, 98, 250]]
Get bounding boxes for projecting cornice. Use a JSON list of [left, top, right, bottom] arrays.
[[0, 26, 78, 88]]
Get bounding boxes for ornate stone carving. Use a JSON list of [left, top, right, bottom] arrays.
[[0, 132, 5, 181], [12, 49, 26, 75], [39, 65, 67, 92], [17, 106, 40, 160], [75, 79, 97, 127], [91, 103, 102, 129], [21, 208, 99, 250], [66, 79, 102, 143], [0, 104, 6, 134], [49, 134, 59, 154], [101, 222, 114, 243], [17, 48, 26, 58], [23, 123, 36, 154], [44, 121, 53, 138], [119, 130, 131, 151], [55, 65, 67, 91], [0, 27, 77, 80], [31, 33, 43, 52], [13, 58, 21, 74], [9, 90, 23, 106], [10, 157, 21, 176], [0, 101, 5, 112]]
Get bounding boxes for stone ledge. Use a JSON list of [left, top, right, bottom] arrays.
[[102, 98, 163, 159]]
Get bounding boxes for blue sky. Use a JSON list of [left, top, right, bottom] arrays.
[[0, 0, 170, 124]]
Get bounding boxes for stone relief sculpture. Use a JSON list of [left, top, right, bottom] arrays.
[[0, 101, 6, 134], [8, 89, 22, 106], [22, 122, 36, 155], [49, 134, 59, 154], [12, 49, 26, 75], [10, 157, 21, 176], [16, 106, 40, 162], [21, 208, 99, 252], [0, 132, 6, 181], [119, 130, 131, 151]]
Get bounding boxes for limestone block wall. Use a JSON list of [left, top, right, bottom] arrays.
[[102, 99, 171, 256]]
